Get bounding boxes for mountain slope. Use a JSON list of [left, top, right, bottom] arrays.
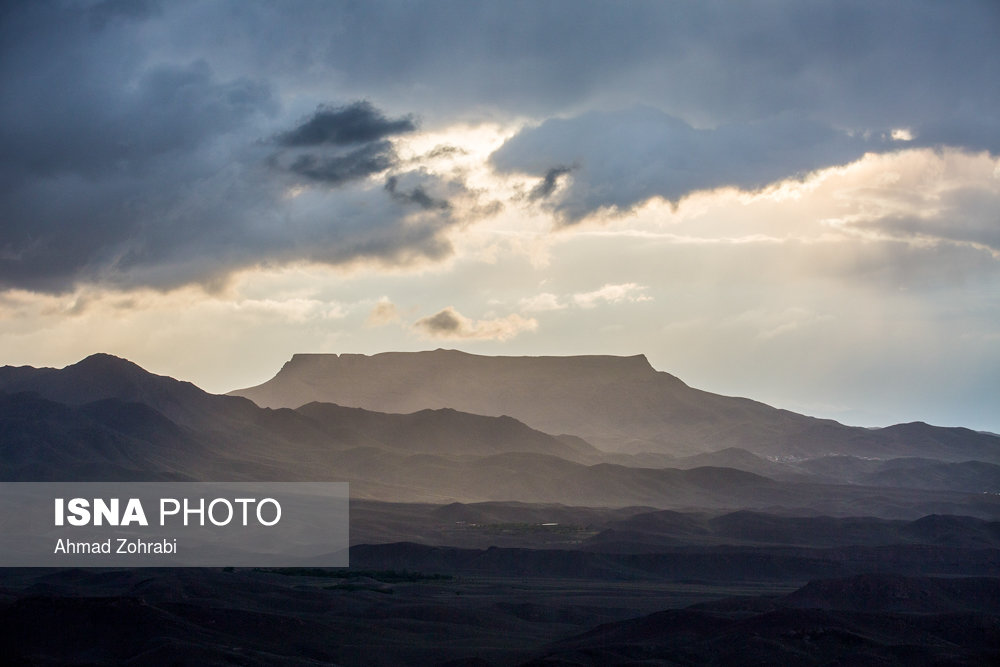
[[0, 354, 606, 479], [4, 354, 998, 515], [0, 353, 263, 430], [295, 402, 602, 462], [230, 350, 1000, 461], [0, 392, 199, 481]]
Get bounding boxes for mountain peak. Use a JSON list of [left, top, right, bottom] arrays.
[[69, 352, 148, 376], [58, 353, 182, 394], [0, 353, 219, 427]]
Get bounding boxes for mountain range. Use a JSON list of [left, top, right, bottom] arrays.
[[1, 351, 997, 517], [231, 349, 1000, 461]]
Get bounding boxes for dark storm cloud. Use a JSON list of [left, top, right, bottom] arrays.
[[1, 57, 271, 179], [279, 141, 397, 185], [1, 0, 997, 291], [268, 103, 416, 186], [160, 1, 999, 148], [86, 0, 161, 28], [492, 108, 875, 221], [528, 166, 572, 201], [171, 0, 992, 221], [276, 102, 415, 147], [289, 192, 455, 270], [0, 4, 461, 293], [0, 1, 277, 291], [385, 176, 451, 211]]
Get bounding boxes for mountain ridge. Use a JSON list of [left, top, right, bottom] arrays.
[[3, 352, 998, 513], [230, 349, 1000, 462], [0, 354, 609, 480]]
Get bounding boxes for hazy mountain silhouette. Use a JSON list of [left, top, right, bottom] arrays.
[[792, 454, 1000, 491], [0, 392, 196, 481], [3, 354, 998, 517], [667, 447, 810, 480], [0, 354, 229, 427], [0, 355, 603, 480], [296, 401, 602, 462], [230, 350, 1000, 461]]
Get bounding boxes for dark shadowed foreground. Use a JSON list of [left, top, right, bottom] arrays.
[[1, 565, 998, 665]]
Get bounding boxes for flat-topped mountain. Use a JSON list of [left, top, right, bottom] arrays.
[[233, 350, 677, 448], [230, 350, 1000, 461]]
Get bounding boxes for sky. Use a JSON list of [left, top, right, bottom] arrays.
[[1, 0, 998, 432]]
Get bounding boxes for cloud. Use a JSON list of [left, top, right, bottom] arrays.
[[763, 148, 1000, 272], [275, 141, 398, 185], [232, 297, 346, 323], [569, 148, 1000, 289], [0, 5, 285, 292], [528, 166, 573, 201], [276, 102, 415, 147], [0, 5, 460, 294], [1, 0, 997, 294], [518, 284, 653, 312], [414, 307, 537, 341], [0, 6, 473, 294], [0, 60, 276, 291], [2, 57, 273, 178], [86, 0, 162, 29], [268, 102, 416, 186], [519, 293, 566, 312], [847, 185, 1000, 255], [134, 2, 998, 149], [424, 145, 466, 160], [492, 107, 877, 221], [366, 298, 400, 326], [384, 175, 451, 210], [572, 283, 652, 308]]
